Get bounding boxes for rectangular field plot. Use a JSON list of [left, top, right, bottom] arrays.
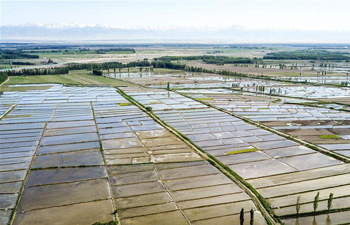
[[249, 164, 350, 222], [109, 162, 266, 225], [180, 90, 350, 122], [121, 87, 207, 110], [0, 103, 53, 219], [0, 86, 124, 225], [93, 101, 202, 164], [153, 107, 343, 177]]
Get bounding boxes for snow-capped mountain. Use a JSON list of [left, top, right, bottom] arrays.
[[1, 23, 350, 43]]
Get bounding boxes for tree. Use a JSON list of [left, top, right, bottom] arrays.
[[296, 196, 301, 215], [250, 209, 254, 225], [240, 208, 244, 225], [92, 69, 103, 76], [314, 192, 320, 212], [327, 193, 334, 212]]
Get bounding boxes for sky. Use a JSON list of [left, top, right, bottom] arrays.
[[1, 0, 350, 31]]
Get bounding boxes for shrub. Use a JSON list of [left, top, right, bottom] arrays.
[[240, 208, 244, 225], [250, 209, 254, 225], [296, 196, 301, 215], [92, 220, 117, 225], [313, 192, 320, 212], [327, 193, 334, 211], [92, 69, 103, 76]]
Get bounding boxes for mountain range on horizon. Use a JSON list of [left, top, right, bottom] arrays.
[[1, 23, 350, 43]]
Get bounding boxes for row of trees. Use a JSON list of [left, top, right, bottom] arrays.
[[0, 59, 152, 77], [264, 50, 350, 61], [0, 50, 39, 59], [156, 55, 256, 65], [1, 67, 69, 76], [11, 61, 34, 65], [67, 62, 123, 70], [296, 192, 334, 216], [151, 60, 186, 70], [239, 208, 255, 225], [67, 60, 151, 71]]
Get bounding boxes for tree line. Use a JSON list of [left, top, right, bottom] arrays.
[[67, 60, 150, 71], [1, 67, 69, 76], [0, 59, 255, 80], [0, 60, 151, 77], [0, 50, 39, 59], [263, 50, 350, 61], [156, 55, 256, 65]]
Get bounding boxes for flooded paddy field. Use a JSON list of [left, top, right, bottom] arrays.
[[107, 72, 286, 89], [2, 43, 350, 224], [1, 84, 269, 225], [107, 71, 350, 105], [177, 89, 350, 159], [279, 76, 350, 86], [119, 86, 350, 224], [1, 69, 349, 225]]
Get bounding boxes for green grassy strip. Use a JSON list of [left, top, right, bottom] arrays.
[[319, 135, 340, 139], [227, 148, 257, 155], [118, 102, 132, 106], [116, 87, 279, 225], [195, 97, 213, 101], [5, 114, 31, 118]]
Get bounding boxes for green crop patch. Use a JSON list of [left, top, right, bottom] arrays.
[[118, 102, 132, 106], [272, 99, 282, 103], [319, 135, 340, 139], [195, 97, 213, 101], [5, 114, 31, 118], [227, 148, 258, 155], [149, 101, 161, 105]]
